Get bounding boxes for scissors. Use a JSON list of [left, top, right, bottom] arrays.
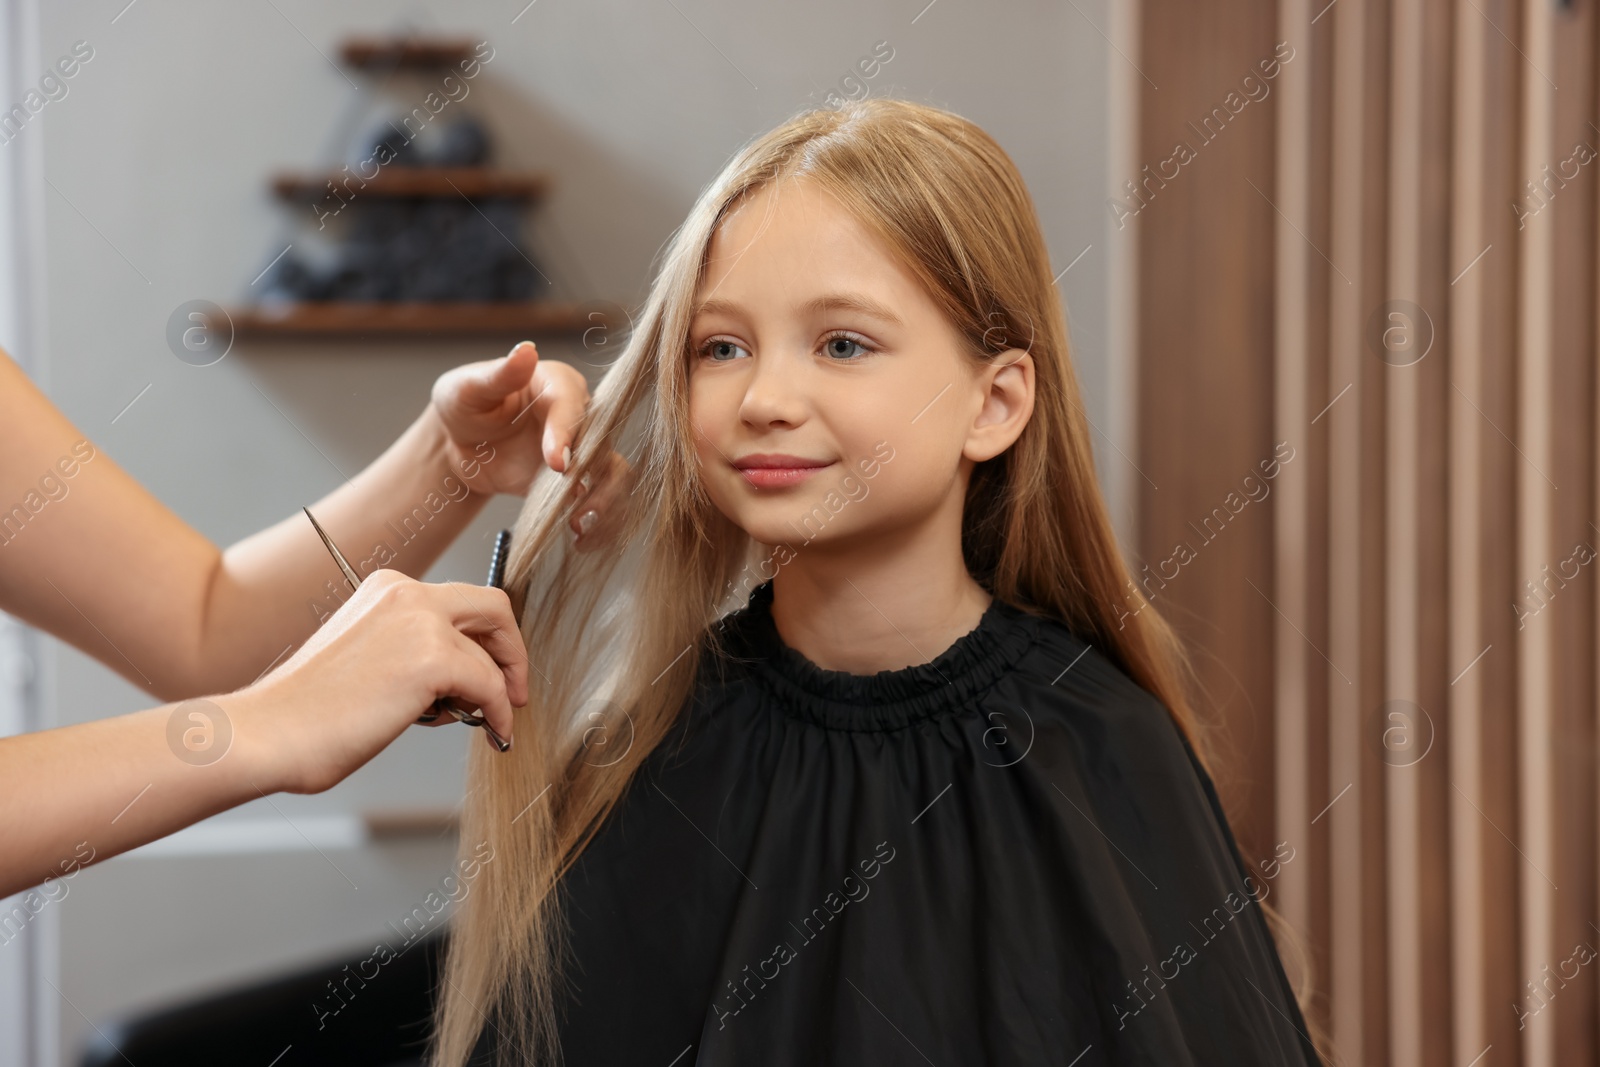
[[301, 506, 514, 753]]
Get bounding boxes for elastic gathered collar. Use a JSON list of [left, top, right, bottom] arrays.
[[716, 579, 1042, 732]]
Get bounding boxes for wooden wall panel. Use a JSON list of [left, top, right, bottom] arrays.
[[1134, 0, 1600, 1063], [1134, 0, 1279, 865]]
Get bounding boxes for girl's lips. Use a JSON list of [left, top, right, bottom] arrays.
[[737, 462, 834, 488]]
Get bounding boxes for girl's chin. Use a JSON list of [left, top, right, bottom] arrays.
[[735, 511, 852, 550]]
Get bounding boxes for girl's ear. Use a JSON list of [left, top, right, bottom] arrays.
[[963, 349, 1035, 463]]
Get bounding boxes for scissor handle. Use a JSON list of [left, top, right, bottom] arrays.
[[416, 696, 510, 752]]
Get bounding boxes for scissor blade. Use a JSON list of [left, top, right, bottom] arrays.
[[302, 506, 362, 591]]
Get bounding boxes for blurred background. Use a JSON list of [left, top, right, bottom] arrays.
[[3, 0, 1599, 1065]]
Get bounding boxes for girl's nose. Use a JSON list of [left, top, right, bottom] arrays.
[[738, 349, 811, 428]]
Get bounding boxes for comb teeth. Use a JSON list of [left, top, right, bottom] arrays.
[[487, 529, 511, 589]]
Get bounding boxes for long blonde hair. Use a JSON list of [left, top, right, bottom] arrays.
[[432, 97, 1320, 1066]]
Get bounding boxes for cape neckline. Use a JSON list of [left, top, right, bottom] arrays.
[[719, 579, 1042, 732]]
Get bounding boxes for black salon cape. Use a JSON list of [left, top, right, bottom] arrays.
[[467, 580, 1318, 1066]]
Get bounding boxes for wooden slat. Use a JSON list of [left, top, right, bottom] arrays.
[[1385, 1, 1426, 1061], [1594, 9, 1600, 1055], [1420, 0, 1457, 1058], [1516, 0, 1557, 1059], [1274, 7, 1340, 1044], [1326, 1, 1393, 1061], [1387, 1, 1458, 1063], [1274, 0, 1315, 957], [1325, 0, 1365, 1047], [1447, 0, 1490, 1061], [1475, 2, 1525, 1050], [1134, 0, 1279, 864], [1106, 0, 1142, 547], [1449, 3, 1526, 1064], [1546, 2, 1599, 1061], [1304, 14, 1338, 1030]]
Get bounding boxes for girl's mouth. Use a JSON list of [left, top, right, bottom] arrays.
[[738, 464, 833, 488], [732, 454, 836, 489]]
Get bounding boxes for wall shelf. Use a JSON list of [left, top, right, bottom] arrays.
[[339, 38, 480, 69], [226, 301, 612, 340], [234, 34, 610, 340], [271, 167, 550, 201]]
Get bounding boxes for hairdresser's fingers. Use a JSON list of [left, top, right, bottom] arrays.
[[414, 704, 454, 728], [563, 447, 631, 504], [436, 340, 540, 421], [539, 366, 589, 473], [434, 628, 517, 747], [237, 570, 533, 794], [430, 582, 529, 708], [477, 339, 542, 399], [432, 344, 592, 495], [510, 357, 588, 478], [571, 451, 633, 548]]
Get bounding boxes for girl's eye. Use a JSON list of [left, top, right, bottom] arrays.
[[699, 339, 750, 362], [695, 333, 876, 362], [821, 333, 873, 361]]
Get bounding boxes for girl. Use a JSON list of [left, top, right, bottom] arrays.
[[435, 99, 1324, 1066]]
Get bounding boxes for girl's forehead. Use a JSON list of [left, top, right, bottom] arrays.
[[698, 187, 906, 304], [713, 188, 840, 252]]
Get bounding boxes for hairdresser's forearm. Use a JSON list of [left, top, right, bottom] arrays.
[[193, 404, 493, 693], [0, 697, 272, 900]]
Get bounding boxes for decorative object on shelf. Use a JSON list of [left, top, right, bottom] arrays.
[[432, 116, 492, 167], [362, 123, 424, 169], [230, 34, 609, 341], [258, 194, 537, 305]]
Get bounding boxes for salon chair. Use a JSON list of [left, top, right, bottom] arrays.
[[78, 927, 447, 1067]]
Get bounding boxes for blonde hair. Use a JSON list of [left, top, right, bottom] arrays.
[[431, 97, 1323, 1066]]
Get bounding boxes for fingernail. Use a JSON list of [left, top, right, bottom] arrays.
[[562, 444, 572, 471], [578, 509, 599, 534], [578, 472, 592, 492]]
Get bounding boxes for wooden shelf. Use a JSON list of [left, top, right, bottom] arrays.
[[271, 167, 549, 201], [227, 301, 614, 339], [241, 35, 609, 345], [362, 808, 460, 840], [340, 38, 480, 70]]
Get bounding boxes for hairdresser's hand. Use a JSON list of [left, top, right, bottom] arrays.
[[563, 448, 633, 550], [431, 341, 589, 496], [232, 569, 528, 795]]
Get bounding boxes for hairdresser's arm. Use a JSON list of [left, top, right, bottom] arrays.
[[0, 343, 590, 699], [0, 569, 527, 900]]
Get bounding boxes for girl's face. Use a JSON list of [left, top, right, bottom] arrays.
[[687, 178, 1031, 555]]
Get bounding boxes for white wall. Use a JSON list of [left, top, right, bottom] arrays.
[[1, 0, 54, 1062], [16, 0, 1115, 1061]]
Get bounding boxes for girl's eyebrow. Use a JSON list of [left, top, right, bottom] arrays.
[[690, 293, 904, 328]]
